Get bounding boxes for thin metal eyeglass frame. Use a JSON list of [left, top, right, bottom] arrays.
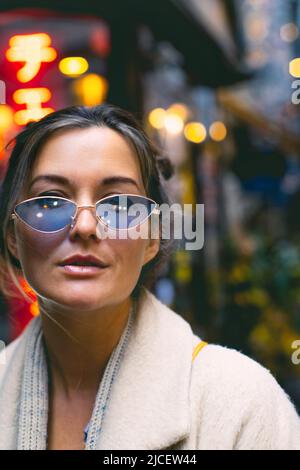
[[10, 193, 160, 234]]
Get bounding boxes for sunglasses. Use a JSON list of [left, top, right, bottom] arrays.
[[10, 193, 160, 233]]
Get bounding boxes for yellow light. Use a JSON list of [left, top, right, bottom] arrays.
[[184, 122, 207, 143], [164, 113, 184, 135], [167, 103, 189, 121], [289, 58, 300, 78], [29, 301, 40, 317], [148, 108, 166, 130], [6, 33, 57, 83], [0, 105, 14, 132], [59, 57, 89, 77], [13, 87, 51, 104], [280, 23, 299, 42], [209, 121, 227, 142], [13, 87, 54, 125], [73, 73, 108, 105]]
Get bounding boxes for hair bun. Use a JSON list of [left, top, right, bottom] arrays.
[[156, 156, 174, 180]]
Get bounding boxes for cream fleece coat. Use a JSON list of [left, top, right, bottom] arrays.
[[0, 288, 300, 450]]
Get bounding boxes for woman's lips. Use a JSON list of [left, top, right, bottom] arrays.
[[59, 264, 109, 276]]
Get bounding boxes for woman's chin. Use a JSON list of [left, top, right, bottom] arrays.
[[38, 289, 111, 314], [63, 294, 109, 311]]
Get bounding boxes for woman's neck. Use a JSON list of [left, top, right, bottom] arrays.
[[39, 296, 133, 397]]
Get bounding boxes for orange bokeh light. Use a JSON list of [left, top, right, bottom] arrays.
[[20, 278, 39, 316]]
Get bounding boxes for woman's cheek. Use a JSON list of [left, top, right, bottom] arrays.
[[109, 238, 147, 285], [15, 227, 65, 284]]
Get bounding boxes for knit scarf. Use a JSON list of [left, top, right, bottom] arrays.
[[16, 302, 135, 450]]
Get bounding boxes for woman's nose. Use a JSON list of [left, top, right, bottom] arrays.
[[69, 206, 101, 239]]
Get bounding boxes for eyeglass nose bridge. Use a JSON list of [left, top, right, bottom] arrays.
[[70, 204, 98, 229], [70, 201, 160, 230]]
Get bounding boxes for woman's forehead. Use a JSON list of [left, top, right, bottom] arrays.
[[30, 127, 144, 190]]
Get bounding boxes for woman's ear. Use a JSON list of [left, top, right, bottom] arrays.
[[143, 237, 160, 266]]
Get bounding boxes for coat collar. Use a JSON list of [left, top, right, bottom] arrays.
[[97, 289, 194, 450]]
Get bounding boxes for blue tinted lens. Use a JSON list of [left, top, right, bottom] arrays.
[[96, 195, 155, 229], [15, 197, 76, 232]]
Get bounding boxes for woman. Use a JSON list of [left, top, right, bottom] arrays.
[[0, 104, 299, 450]]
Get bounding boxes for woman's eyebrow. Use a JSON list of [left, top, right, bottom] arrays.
[[101, 175, 141, 190], [28, 174, 141, 190], [28, 175, 71, 190]]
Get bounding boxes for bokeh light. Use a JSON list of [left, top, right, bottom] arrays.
[[73, 73, 108, 105], [148, 108, 166, 130], [59, 57, 89, 77], [167, 103, 189, 122], [0, 104, 14, 132], [280, 23, 299, 43], [164, 113, 184, 135], [184, 122, 207, 143], [289, 58, 300, 78], [209, 121, 227, 142]]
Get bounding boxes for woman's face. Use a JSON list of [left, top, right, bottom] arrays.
[[8, 126, 160, 313]]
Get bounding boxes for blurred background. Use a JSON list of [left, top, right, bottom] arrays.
[[1, 0, 300, 410]]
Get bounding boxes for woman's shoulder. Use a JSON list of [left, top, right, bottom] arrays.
[[192, 340, 276, 383], [0, 335, 22, 381], [191, 340, 293, 405], [0, 317, 37, 383], [190, 341, 300, 449], [143, 291, 293, 404]]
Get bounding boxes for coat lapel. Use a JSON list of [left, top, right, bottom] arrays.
[[97, 289, 194, 450]]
